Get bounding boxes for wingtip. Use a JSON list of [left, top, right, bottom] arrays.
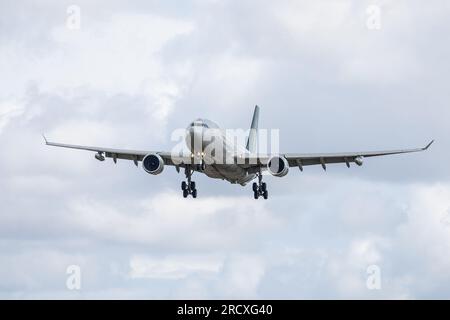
[[42, 134, 48, 144], [424, 139, 434, 150]]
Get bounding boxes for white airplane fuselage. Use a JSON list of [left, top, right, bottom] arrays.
[[185, 119, 256, 185]]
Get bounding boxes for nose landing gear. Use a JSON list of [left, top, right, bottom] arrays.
[[196, 162, 206, 171], [182, 166, 197, 198], [252, 172, 268, 199]]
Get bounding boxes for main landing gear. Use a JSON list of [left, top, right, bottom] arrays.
[[181, 166, 197, 198], [252, 172, 268, 200]]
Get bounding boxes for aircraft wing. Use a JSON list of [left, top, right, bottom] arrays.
[[43, 136, 191, 167], [239, 140, 434, 170]]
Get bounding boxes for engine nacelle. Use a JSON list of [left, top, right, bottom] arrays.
[[267, 155, 289, 177], [142, 153, 164, 175]]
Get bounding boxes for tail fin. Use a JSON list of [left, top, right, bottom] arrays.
[[246, 105, 259, 153]]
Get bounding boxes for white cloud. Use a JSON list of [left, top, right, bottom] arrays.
[[274, 0, 424, 84], [218, 254, 265, 298], [2, 13, 194, 95], [0, 98, 25, 134], [65, 191, 280, 249]]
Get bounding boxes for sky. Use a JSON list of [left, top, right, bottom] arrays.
[[0, 0, 450, 299]]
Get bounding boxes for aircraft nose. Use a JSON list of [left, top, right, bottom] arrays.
[[186, 126, 204, 153], [192, 126, 203, 143], [187, 125, 199, 137]]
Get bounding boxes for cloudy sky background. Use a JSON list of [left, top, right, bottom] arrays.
[[1, 0, 449, 299]]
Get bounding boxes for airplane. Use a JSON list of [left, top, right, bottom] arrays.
[[44, 105, 433, 199]]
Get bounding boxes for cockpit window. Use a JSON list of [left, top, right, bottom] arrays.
[[188, 119, 218, 129], [191, 122, 208, 128]]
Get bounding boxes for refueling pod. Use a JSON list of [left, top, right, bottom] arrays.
[[354, 156, 364, 166]]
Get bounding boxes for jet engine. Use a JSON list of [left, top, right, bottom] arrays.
[[267, 155, 289, 177], [142, 153, 164, 175]]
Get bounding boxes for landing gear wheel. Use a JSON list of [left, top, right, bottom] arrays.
[[261, 182, 267, 192], [182, 166, 198, 198], [252, 172, 268, 199]]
